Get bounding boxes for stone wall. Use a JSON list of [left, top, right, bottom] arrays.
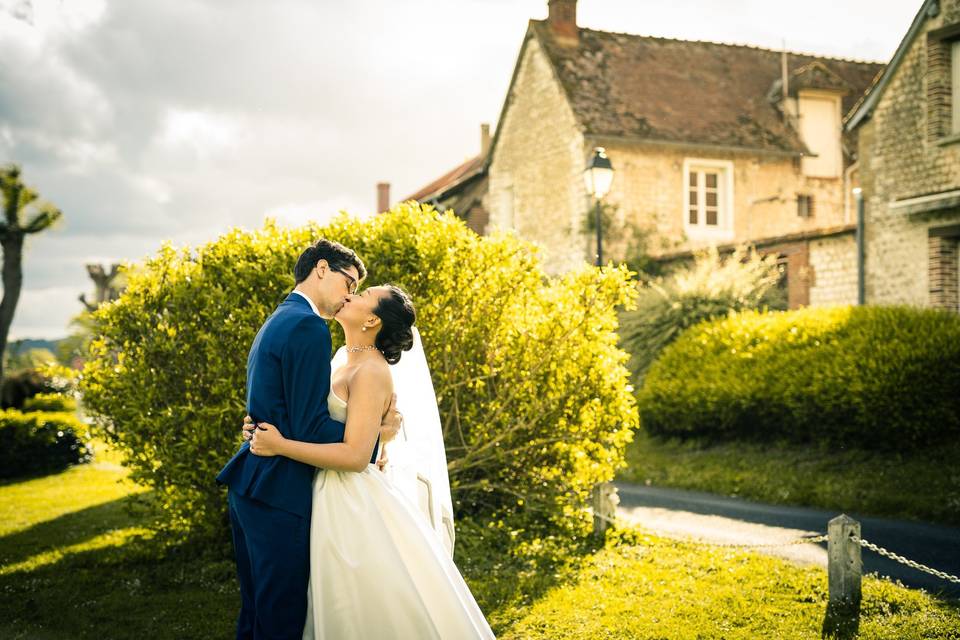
[[856, 0, 960, 309], [487, 34, 588, 273], [490, 28, 859, 285], [809, 232, 858, 306], [597, 141, 851, 259]]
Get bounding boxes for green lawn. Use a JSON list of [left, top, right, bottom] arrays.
[[502, 530, 960, 640], [0, 460, 237, 639], [2, 453, 958, 639], [618, 430, 960, 526]]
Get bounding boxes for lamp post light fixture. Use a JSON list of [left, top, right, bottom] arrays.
[[583, 147, 614, 266]]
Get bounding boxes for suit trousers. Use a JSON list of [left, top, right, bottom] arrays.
[[228, 490, 311, 640]]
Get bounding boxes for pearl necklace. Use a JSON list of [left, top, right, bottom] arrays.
[[345, 344, 379, 353]]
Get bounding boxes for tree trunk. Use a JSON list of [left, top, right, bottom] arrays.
[[0, 233, 25, 382]]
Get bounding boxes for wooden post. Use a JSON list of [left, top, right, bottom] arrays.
[[828, 514, 862, 607], [592, 482, 619, 535]]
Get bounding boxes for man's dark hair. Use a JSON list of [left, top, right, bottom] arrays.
[[294, 239, 366, 284]]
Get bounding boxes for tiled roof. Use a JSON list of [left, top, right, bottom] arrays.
[[405, 155, 485, 203], [531, 21, 885, 154]]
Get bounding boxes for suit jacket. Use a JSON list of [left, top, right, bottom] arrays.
[[216, 293, 378, 517]]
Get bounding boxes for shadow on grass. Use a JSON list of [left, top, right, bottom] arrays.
[[0, 462, 88, 488], [0, 531, 238, 640], [821, 600, 861, 639], [0, 493, 157, 568], [455, 520, 609, 635]]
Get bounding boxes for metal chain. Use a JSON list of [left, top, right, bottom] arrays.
[[852, 536, 960, 585], [600, 505, 960, 584]]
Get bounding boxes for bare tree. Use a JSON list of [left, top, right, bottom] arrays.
[[79, 263, 123, 311], [0, 165, 62, 381]]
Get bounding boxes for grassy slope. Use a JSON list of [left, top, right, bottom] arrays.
[[2, 453, 957, 639], [0, 459, 237, 639], [618, 430, 960, 526], [503, 531, 960, 640]]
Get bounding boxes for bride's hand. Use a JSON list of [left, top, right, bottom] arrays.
[[249, 422, 286, 457]]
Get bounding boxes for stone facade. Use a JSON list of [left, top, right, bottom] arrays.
[[487, 22, 866, 308], [809, 232, 859, 306], [487, 34, 588, 273], [853, 0, 960, 311], [594, 141, 852, 258]]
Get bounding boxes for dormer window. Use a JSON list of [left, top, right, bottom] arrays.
[[798, 90, 843, 178]]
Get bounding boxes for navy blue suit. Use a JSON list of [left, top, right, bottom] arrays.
[[217, 293, 377, 639]]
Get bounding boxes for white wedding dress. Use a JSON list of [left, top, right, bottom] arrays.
[[301, 385, 495, 639]]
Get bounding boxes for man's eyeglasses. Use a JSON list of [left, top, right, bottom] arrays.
[[331, 267, 358, 294]]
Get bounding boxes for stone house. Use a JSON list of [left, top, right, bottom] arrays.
[[846, 0, 960, 312], [412, 0, 884, 309]]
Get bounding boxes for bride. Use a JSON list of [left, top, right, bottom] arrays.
[[246, 283, 495, 640]]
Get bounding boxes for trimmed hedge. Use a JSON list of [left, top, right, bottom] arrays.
[[0, 409, 91, 479], [24, 392, 77, 413], [638, 305, 960, 450], [620, 245, 781, 387]]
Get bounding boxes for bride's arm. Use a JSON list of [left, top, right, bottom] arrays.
[[250, 365, 391, 472]]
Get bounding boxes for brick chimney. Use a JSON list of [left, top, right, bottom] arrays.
[[547, 0, 578, 44], [480, 123, 491, 157], [377, 182, 390, 213]]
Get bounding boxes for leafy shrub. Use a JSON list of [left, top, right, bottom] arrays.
[[24, 392, 77, 413], [0, 368, 55, 409], [638, 305, 960, 450], [80, 203, 638, 540], [0, 409, 91, 479], [620, 246, 780, 387]]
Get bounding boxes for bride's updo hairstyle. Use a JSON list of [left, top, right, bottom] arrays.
[[373, 284, 416, 365]]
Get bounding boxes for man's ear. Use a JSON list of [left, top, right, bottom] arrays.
[[315, 259, 329, 275]]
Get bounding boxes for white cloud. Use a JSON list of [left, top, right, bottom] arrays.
[[267, 197, 372, 229], [0, 0, 919, 338], [7, 286, 84, 340], [155, 109, 244, 160]]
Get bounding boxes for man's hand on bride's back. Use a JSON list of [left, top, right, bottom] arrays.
[[241, 415, 256, 442], [379, 393, 401, 444]]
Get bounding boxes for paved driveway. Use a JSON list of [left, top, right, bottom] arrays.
[[615, 482, 960, 599]]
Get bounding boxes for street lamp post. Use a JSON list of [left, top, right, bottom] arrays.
[[583, 147, 614, 267]]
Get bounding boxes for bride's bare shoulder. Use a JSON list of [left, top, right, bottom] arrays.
[[352, 357, 393, 392]]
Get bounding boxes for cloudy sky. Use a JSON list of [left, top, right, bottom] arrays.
[[1, 0, 919, 339]]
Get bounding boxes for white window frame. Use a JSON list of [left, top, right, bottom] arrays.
[[682, 158, 735, 241]]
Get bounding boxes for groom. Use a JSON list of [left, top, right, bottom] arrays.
[[217, 239, 400, 639]]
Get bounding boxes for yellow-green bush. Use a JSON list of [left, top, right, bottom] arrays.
[[23, 392, 77, 413], [80, 203, 638, 540], [620, 246, 781, 387], [0, 409, 90, 478], [638, 305, 960, 449]]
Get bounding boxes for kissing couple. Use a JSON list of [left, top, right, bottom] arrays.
[[216, 239, 495, 639]]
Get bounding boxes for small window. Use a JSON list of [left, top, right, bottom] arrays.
[[687, 169, 722, 227], [683, 159, 733, 239], [797, 194, 814, 218]]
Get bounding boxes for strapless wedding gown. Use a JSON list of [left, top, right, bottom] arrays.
[[301, 387, 495, 639]]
